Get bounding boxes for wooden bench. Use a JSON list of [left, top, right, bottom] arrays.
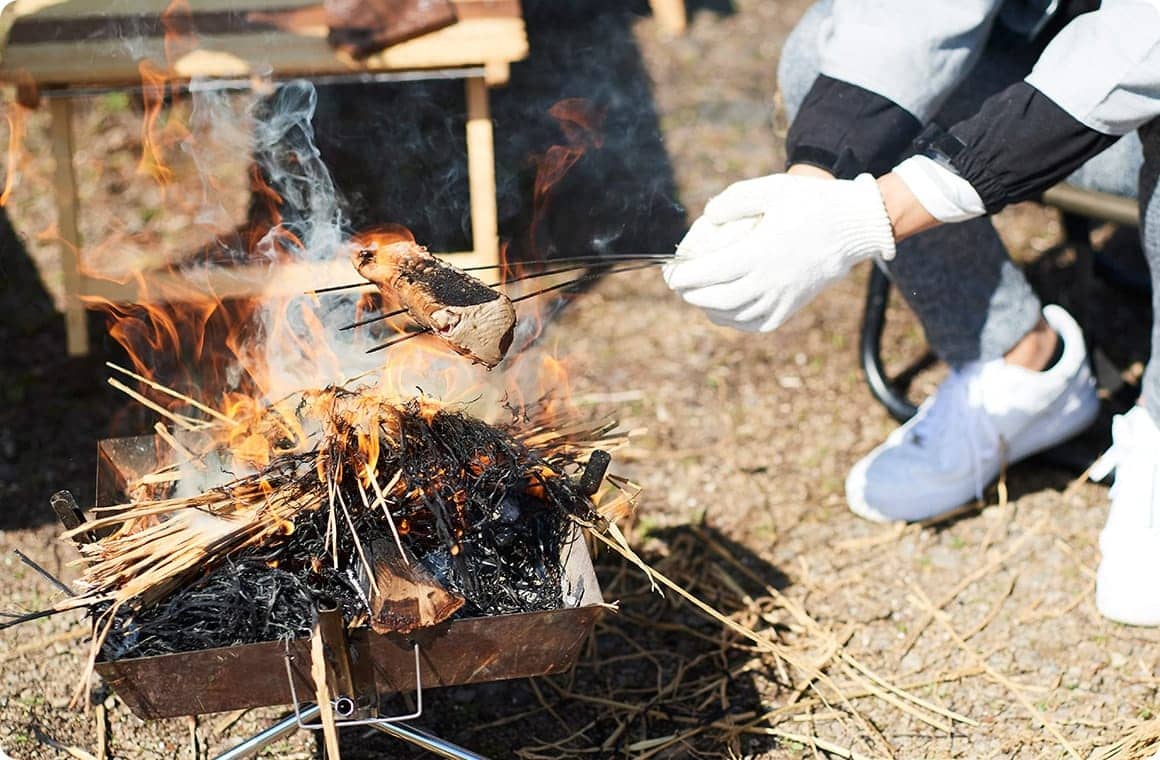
[[0, 0, 529, 355]]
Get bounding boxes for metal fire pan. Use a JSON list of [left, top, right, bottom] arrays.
[[92, 436, 606, 720]]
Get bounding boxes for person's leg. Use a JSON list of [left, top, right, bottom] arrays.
[[887, 224, 1044, 366], [780, 3, 1043, 367], [776, 0, 829, 121], [1138, 124, 1160, 424], [1092, 119, 1160, 626], [778, 11, 1101, 521]]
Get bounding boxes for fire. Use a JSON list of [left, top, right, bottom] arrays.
[[53, 64, 609, 484], [137, 61, 175, 186], [529, 98, 606, 254], [136, 0, 197, 186], [0, 103, 27, 207]]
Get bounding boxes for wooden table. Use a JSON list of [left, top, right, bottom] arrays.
[[649, 0, 687, 34], [0, 0, 528, 355]]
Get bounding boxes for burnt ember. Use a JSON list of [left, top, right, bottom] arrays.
[[85, 392, 618, 660], [102, 561, 316, 659]]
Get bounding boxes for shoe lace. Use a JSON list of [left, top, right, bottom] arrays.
[[1090, 428, 1123, 489], [1089, 411, 1160, 531], [909, 365, 1004, 500], [1090, 412, 1145, 503]]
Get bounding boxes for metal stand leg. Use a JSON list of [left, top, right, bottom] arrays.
[[369, 722, 489, 759], [211, 704, 487, 760], [213, 705, 321, 760]]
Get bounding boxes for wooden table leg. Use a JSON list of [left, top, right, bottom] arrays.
[[650, 0, 687, 34], [48, 97, 89, 356], [465, 77, 499, 268]]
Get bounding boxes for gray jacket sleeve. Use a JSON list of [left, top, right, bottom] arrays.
[[1024, 0, 1160, 134], [786, 0, 1005, 177], [941, 1, 1160, 211], [818, 0, 1005, 122]]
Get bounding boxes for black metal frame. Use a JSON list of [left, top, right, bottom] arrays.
[[860, 265, 918, 423], [859, 205, 1147, 424]]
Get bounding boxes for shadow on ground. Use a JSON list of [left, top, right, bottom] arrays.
[[309, 1, 691, 261], [338, 522, 788, 759], [0, 209, 131, 530]]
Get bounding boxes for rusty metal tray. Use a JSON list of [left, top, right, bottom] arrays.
[[92, 436, 605, 720]]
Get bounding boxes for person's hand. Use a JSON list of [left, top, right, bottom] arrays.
[[664, 173, 896, 332]]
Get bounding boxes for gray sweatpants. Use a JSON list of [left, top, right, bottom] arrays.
[[779, 1, 1160, 423]]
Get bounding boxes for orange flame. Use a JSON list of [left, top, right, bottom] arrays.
[[528, 99, 606, 256], [0, 103, 28, 207], [160, 0, 198, 63], [87, 75, 590, 475], [135, 0, 197, 187], [136, 61, 174, 185]]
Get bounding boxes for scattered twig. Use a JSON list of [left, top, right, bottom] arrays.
[[960, 573, 1018, 642], [909, 583, 1082, 760], [31, 724, 98, 760], [211, 708, 250, 736], [0, 625, 88, 663], [94, 699, 108, 760], [107, 377, 210, 431], [896, 518, 1044, 659], [737, 726, 882, 760]]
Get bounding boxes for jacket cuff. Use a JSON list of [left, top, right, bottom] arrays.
[[786, 75, 923, 179], [893, 155, 986, 223], [948, 81, 1119, 214]]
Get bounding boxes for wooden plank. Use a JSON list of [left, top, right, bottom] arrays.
[[649, 0, 687, 34], [8, 2, 520, 44], [310, 621, 342, 760], [0, 19, 527, 85], [10, 0, 513, 19], [465, 77, 499, 268], [48, 97, 88, 355]]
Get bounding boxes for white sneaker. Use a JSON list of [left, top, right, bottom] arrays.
[[846, 305, 1099, 523], [1091, 406, 1160, 626]]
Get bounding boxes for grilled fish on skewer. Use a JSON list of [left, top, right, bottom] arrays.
[[351, 225, 517, 367]]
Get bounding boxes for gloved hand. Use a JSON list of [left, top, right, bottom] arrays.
[[664, 173, 896, 332]]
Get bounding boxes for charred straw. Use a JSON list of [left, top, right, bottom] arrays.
[[66, 393, 620, 660]]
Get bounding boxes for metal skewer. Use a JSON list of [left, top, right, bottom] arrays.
[[361, 261, 662, 355], [308, 253, 675, 296], [341, 258, 669, 332]]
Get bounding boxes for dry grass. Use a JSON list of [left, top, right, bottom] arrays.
[[4, 3, 1160, 758]]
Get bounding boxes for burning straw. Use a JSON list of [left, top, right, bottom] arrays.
[[15, 378, 636, 703], [14, 380, 981, 757]]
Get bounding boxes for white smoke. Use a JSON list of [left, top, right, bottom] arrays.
[[183, 80, 496, 406]]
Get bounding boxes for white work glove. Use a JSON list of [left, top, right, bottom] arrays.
[[664, 173, 897, 332]]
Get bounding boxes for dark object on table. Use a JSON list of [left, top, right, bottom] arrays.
[[325, 0, 458, 59]]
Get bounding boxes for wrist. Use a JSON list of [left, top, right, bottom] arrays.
[[876, 172, 940, 243], [787, 164, 836, 180]]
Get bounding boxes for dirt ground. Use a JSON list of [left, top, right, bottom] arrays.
[[3, 1, 1160, 758]]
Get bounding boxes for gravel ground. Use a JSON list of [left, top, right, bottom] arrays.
[[3, 1, 1160, 758]]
